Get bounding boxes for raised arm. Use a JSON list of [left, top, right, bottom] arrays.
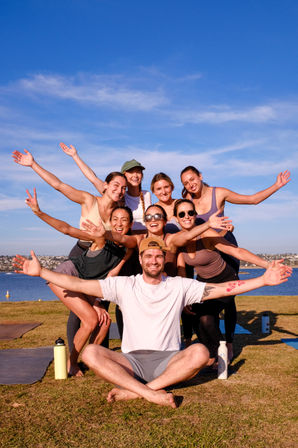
[[25, 188, 105, 247], [60, 143, 105, 195], [218, 170, 291, 205], [13, 251, 102, 297], [12, 148, 93, 206], [202, 230, 270, 268], [202, 261, 292, 301], [169, 210, 232, 249], [81, 219, 139, 249]]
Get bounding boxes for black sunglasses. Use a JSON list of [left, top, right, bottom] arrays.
[[144, 213, 164, 222], [178, 210, 196, 218]]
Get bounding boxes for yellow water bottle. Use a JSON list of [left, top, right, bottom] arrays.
[[54, 337, 67, 380]]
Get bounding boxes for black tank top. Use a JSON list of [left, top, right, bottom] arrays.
[[70, 240, 126, 280]]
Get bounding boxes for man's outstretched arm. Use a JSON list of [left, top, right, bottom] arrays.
[[13, 251, 103, 298], [202, 260, 292, 301]]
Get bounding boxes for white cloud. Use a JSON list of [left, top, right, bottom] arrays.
[[0, 197, 25, 211], [169, 105, 277, 125], [9, 74, 168, 111]]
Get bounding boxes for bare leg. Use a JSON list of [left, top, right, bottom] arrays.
[[49, 283, 98, 376], [89, 320, 111, 345], [108, 344, 209, 403], [147, 343, 209, 391], [82, 345, 177, 408]]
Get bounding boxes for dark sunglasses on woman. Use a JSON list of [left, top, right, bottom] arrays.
[[178, 210, 196, 218]]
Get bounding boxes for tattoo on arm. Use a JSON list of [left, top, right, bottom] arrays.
[[226, 280, 245, 293], [202, 285, 215, 299]]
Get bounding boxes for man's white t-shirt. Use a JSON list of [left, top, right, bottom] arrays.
[[99, 274, 206, 353]]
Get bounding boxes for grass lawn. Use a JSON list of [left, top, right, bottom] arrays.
[[0, 296, 297, 448]]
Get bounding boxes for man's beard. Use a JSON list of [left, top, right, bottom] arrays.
[[143, 265, 163, 279]]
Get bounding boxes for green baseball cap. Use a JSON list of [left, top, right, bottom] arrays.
[[121, 159, 145, 173]]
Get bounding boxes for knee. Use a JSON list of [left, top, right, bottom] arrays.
[[82, 343, 103, 367], [187, 343, 210, 369], [81, 313, 98, 333]]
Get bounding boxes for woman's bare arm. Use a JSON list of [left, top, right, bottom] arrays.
[[81, 219, 138, 249], [12, 149, 93, 206], [177, 251, 187, 277], [217, 170, 291, 205], [202, 229, 269, 268], [25, 188, 105, 247], [60, 143, 105, 195], [169, 210, 232, 249]]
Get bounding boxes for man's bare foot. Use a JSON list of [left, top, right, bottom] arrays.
[[147, 390, 177, 408], [107, 387, 140, 402]]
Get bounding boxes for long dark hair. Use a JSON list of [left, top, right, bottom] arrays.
[[111, 205, 133, 223], [180, 166, 208, 198]]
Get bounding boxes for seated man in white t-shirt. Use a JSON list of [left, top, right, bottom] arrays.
[[13, 238, 292, 409]]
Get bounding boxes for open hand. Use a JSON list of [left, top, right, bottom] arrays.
[[25, 188, 40, 214], [263, 260, 292, 286], [13, 251, 41, 277], [208, 210, 232, 230], [59, 142, 77, 157], [275, 170, 291, 189], [12, 149, 34, 167], [81, 219, 105, 238]]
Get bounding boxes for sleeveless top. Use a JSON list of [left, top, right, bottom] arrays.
[[194, 187, 239, 272], [70, 240, 126, 280], [125, 190, 151, 231], [180, 237, 226, 279], [79, 197, 112, 245], [195, 187, 223, 229]]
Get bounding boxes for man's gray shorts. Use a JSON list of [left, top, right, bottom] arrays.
[[122, 350, 179, 383]]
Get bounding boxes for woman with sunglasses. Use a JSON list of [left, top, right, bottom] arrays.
[[180, 165, 291, 358], [94, 203, 232, 278], [25, 188, 134, 377], [174, 199, 277, 366], [59, 143, 151, 231]]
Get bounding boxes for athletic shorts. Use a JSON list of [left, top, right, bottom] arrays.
[[122, 350, 179, 383]]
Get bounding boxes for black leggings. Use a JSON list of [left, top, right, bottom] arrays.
[[182, 264, 238, 358]]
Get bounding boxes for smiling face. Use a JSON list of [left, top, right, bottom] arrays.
[[152, 179, 173, 203], [144, 206, 166, 236], [110, 208, 132, 235], [124, 167, 143, 188], [176, 201, 196, 230], [139, 248, 165, 279], [181, 170, 203, 195], [105, 176, 127, 202]]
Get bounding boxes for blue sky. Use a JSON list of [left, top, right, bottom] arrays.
[[1, 0, 298, 255]]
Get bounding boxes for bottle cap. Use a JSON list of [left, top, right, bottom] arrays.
[[55, 337, 65, 345]]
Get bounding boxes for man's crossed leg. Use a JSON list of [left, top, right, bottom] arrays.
[[82, 343, 209, 408]]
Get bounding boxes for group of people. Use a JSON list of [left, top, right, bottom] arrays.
[[12, 144, 292, 407]]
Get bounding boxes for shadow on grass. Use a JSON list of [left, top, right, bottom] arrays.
[[231, 309, 298, 360]]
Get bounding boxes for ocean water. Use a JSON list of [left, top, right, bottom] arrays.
[[0, 269, 297, 302]]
